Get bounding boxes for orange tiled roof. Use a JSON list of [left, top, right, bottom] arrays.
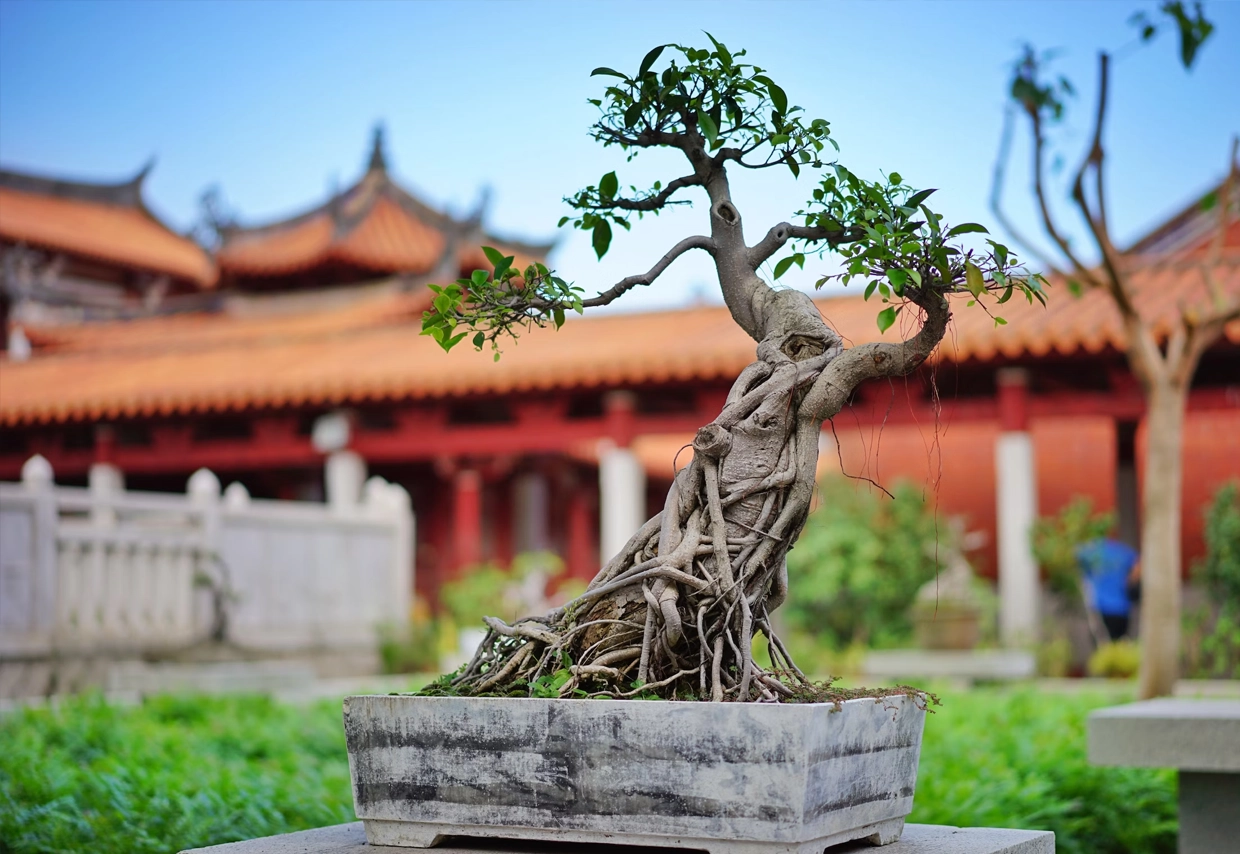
[[1, 247, 1237, 427], [0, 186, 216, 288], [215, 130, 551, 282]]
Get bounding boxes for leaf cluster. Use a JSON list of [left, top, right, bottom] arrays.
[[563, 35, 836, 259], [421, 246, 585, 357], [781, 167, 1047, 331]]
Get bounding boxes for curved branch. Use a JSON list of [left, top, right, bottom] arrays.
[[537, 234, 716, 311], [584, 174, 704, 214], [747, 222, 864, 268], [990, 104, 1065, 276], [803, 288, 951, 423]]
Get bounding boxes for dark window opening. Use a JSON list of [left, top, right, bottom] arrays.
[[192, 417, 254, 442], [1115, 420, 1139, 549], [566, 394, 603, 420], [636, 389, 697, 415], [63, 424, 94, 450], [357, 409, 396, 432], [447, 400, 513, 425], [0, 428, 29, 457], [115, 423, 152, 447]]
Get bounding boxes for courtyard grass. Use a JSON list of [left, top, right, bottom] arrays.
[[1, 685, 1174, 854]]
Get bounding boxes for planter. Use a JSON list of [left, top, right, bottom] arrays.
[[343, 693, 926, 853]]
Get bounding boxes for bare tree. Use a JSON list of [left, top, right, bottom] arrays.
[[992, 3, 1236, 698], [422, 38, 1042, 701]]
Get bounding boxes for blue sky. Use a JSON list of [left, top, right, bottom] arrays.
[[1, 0, 1237, 310]]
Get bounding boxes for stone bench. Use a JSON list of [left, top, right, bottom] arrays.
[[1088, 698, 1240, 854], [180, 822, 1053, 853], [861, 650, 1036, 684]]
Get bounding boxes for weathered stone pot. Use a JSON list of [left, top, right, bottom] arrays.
[[343, 693, 926, 853]]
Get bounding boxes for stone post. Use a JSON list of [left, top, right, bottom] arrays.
[[995, 368, 1039, 646], [598, 440, 645, 566], [19, 455, 58, 653], [326, 450, 367, 512], [88, 461, 123, 529], [366, 476, 415, 626]]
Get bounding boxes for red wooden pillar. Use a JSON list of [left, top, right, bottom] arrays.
[[566, 478, 596, 581], [453, 467, 483, 572]]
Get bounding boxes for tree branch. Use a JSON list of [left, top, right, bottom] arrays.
[[539, 234, 716, 311], [990, 104, 1065, 276], [747, 223, 864, 268], [584, 174, 704, 214], [1200, 135, 1239, 312], [1070, 52, 1135, 318], [802, 287, 952, 424]]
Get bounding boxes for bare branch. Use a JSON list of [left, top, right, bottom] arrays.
[[545, 234, 716, 311], [1200, 136, 1239, 311], [990, 104, 1065, 276], [583, 174, 704, 214], [747, 222, 864, 268], [1070, 53, 1137, 319]]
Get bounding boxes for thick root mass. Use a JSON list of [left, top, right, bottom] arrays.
[[445, 330, 842, 701]]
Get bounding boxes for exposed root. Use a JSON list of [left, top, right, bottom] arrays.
[[437, 328, 861, 702]]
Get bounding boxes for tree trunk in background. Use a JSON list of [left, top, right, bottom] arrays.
[[1137, 380, 1187, 699]]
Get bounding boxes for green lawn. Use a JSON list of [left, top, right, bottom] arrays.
[[0, 686, 1175, 854]]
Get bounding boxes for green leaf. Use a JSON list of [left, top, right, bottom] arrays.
[[705, 32, 732, 69], [876, 306, 898, 334], [638, 45, 666, 78], [947, 222, 989, 237], [590, 66, 628, 79], [472, 332, 485, 348], [696, 110, 719, 148], [442, 331, 467, 352], [592, 219, 613, 259], [993, 316, 1008, 327], [888, 268, 909, 289], [864, 280, 878, 300], [889, 172, 902, 185], [906, 188, 937, 208], [773, 256, 796, 279], [965, 261, 985, 298], [599, 171, 618, 200], [470, 269, 488, 287], [482, 246, 506, 267], [553, 307, 566, 329]]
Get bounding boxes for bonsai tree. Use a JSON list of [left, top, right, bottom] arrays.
[[421, 38, 1042, 701], [990, 2, 1235, 698]]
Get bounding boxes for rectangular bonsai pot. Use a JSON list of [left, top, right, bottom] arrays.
[[343, 693, 925, 853]]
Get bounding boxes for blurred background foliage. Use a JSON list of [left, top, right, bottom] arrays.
[[1183, 480, 1240, 679], [782, 477, 994, 655]]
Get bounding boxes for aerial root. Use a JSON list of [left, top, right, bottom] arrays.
[[447, 337, 832, 701]]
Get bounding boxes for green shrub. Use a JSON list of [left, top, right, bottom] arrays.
[[1087, 639, 1140, 679], [0, 694, 353, 854], [783, 477, 944, 650], [911, 688, 1176, 854], [1031, 497, 1116, 601], [1184, 480, 1240, 678]]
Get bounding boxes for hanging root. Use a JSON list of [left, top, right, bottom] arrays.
[[437, 329, 845, 702]]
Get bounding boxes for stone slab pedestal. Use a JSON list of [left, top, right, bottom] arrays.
[[1088, 699, 1240, 854], [343, 694, 926, 852], [179, 821, 1054, 853]]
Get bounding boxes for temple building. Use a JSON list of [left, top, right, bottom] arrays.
[[0, 163, 216, 339], [1, 135, 1237, 625]]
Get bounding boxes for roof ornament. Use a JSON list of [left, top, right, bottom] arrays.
[[367, 124, 388, 173], [467, 185, 492, 227]]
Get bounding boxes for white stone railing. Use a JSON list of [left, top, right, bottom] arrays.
[[0, 456, 413, 662]]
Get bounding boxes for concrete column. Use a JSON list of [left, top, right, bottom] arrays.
[[325, 449, 367, 511], [598, 440, 645, 564], [512, 471, 550, 555], [453, 468, 483, 571], [995, 368, 1039, 646]]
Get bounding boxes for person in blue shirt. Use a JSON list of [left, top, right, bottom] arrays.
[[1076, 538, 1141, 640]]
